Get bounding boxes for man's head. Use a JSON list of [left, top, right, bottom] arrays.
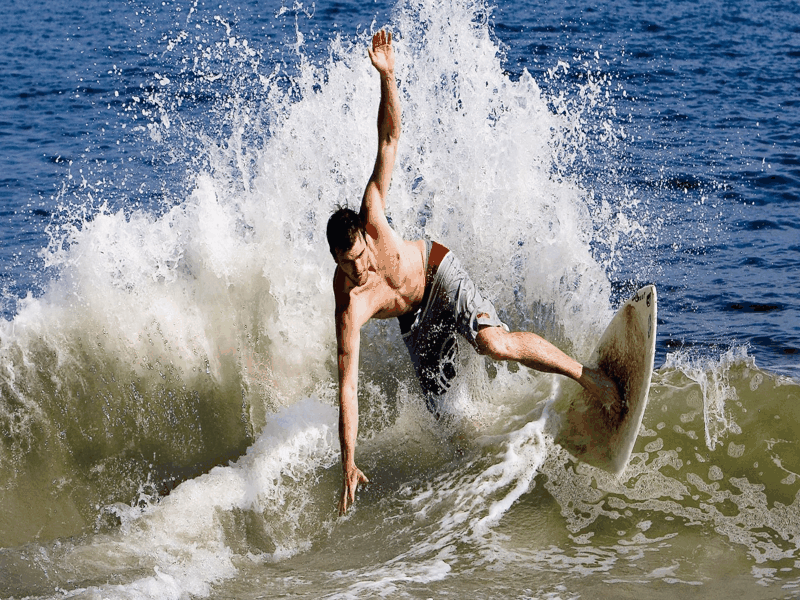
[[326, 207, 364, 257], [327, 207, 369, 286]]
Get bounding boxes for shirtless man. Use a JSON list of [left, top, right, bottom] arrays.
[[328, 30, 619, 515]]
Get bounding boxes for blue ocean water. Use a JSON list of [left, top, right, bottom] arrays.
[[1, 0, 799, 598], [495, 0, 800, 374]]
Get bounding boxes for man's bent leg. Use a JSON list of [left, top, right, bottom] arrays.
[[475, 325, 622, 417], [475, 325, 582, 378]]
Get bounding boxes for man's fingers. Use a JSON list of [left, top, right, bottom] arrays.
[[339, 469, 369, 516], [372, 29, 390, 50], [354, 469, 369, 488]]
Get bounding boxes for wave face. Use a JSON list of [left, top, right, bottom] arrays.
[[1, 0, 799, 598]]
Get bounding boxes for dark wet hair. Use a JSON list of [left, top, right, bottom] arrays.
[[326, 207, 365, 258]]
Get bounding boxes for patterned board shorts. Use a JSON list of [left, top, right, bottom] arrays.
[[398, 241, 504, 416]]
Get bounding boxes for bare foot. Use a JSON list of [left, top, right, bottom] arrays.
[[579, 366, 623, 421]]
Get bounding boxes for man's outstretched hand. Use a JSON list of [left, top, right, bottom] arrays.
[[368, 29, 394, 75], [339, 463, 369, 515]]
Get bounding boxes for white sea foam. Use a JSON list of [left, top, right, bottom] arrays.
[[8, 0, 620, 389], [663, 345, 752, 451], [57, 396, 338, 600]]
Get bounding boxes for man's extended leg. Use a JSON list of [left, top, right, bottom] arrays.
[[475, 325, 622, 417]]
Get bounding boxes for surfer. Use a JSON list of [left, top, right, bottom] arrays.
[[329, 30, 621, 515]]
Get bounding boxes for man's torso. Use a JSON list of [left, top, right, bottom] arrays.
[[333, 235, 427, 321]]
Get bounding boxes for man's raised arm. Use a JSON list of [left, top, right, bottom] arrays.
[[360, 30, 401, 231]]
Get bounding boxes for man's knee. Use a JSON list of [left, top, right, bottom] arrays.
[[476, 326, 512, 361]]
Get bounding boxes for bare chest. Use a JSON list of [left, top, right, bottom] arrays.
[[359, 270, 422, 319]]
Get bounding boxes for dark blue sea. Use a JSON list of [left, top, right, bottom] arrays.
[[1, 0, 799, 598]]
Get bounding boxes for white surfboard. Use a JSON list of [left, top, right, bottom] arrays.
[[554, 285, 657, 474]]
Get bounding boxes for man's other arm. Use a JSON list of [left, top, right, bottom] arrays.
[[335, 298, 370, 514]]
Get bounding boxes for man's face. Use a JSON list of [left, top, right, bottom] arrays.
[[334, 234, 370, 287]]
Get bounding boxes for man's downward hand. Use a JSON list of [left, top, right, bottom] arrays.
[[339, 463, 369, 516]]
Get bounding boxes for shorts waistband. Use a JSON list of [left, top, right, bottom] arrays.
[[426, 241, 449, 288]]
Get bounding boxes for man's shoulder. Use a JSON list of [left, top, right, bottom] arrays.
[[332, 267, 351, 307], [332, 269, 371, 314]]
